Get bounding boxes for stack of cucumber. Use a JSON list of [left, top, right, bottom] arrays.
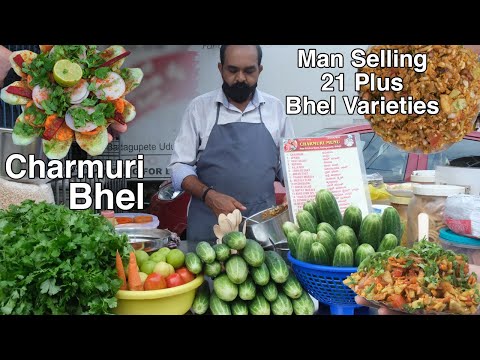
[[185, 232, 315, 315], [285, 189, 404, 267]]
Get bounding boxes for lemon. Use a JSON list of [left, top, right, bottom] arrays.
[[53, 59, 82, 87], [134, 250, 150, 267], [150, 252, 166, 263], [140, 260, 157, 275], [157, 247, 171, 257], [166, 249, 185, 269]]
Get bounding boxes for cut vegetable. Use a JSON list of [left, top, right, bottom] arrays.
[[6, 85, 32, 99], [99, 51, 131, 68]]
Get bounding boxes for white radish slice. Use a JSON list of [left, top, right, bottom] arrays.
[[75, 89, 90, 104], [68, 79, 89, 104], [92, 72, 126, 100], [32, 85, 51, 110], [65, 105, 97, 132]]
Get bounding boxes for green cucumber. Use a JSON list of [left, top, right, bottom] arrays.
[[378, 234, 399, 252], [359, 213, 383, 251], [381, 207, 403, 240], [335, 225, 359, 252], [354, 243, 375, 267], [231, 298, 249, 315], [251, 262, 270, 286], [213, 243, 231, 262], [225, 255, 248, 285], [317, 222, 336, 239], [271, 293, 294, 315], [248, 293, 271, 315], [195, 241, 216, 264], [209, 292, 231, 315], [286, 230, 300, 258], [303, 200, 320, 223], [241, 239, 265, 267], [185, 252, 203, 274], [282, 221, 300, 236], [191, 282, 210, 315], [296, 231, 316, 262], [239, 276, 256, 300], [315, 189, 343, 230], [308, 242, 330, 265], [213, 274, 238, 302], [343, 205, 362, 237], [332, 243, 354, 267], [316, 230, 336, 260], [261, 281, 279, 302], [223, 231, 247, 250], [292, 291, 315, 315], [282, 272, 303, 299], [264, 251, 289, 284], [204, 261, 222, 278], [296, 210, 317, 233]]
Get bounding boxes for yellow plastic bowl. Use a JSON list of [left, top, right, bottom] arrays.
[[113, 275, 204, 315]]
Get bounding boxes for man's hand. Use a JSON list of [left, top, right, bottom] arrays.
[[108, 122, 128, 143], [355, 296, 402, 315], [0, 46, 13, 88], [204, 190, 247, 218]]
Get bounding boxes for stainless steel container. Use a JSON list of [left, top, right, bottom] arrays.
[[115, 227, 173, 253], [0, 127, 49, 185], [244, 207, 291, 250]]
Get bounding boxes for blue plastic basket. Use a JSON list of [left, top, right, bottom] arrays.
[[288, 252, 360, 315]]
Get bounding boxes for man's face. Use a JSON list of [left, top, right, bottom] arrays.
[[218, 45, 263, 87]]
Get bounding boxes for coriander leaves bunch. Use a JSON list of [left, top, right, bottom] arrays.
[[0, 201, 131, 315]]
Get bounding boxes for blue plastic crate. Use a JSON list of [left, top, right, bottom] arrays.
[[288, 252, 360, 315]]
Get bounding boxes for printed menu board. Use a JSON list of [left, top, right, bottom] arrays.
[[281, 134, 372, 223]]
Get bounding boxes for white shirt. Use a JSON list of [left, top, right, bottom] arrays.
[[168, 88, 295, 192]]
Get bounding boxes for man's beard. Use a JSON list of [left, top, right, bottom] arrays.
[[222, 81, 257, 103]]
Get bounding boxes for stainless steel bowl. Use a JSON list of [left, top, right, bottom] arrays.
[[244, 206, 291, 249], [0, 127, 49, 185], [115, 227, 173, 252]]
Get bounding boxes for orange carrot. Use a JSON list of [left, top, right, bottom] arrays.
[[115, 250, 127, 290], [115, 217, 134, 224], [128, 251, 143, 291], [112, 98, 125, 114], [54, 122, 74, 141], [134, 215, 153, 224], [44, 114, 59, 128]]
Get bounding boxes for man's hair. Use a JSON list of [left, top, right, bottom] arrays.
[[220, 45, 263, 66]]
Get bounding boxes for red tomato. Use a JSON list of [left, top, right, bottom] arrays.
[[389, 294, 406, 309], [175, 267, 195, 284], [144, 273, 167, 291], [166, 273, 185, 288]]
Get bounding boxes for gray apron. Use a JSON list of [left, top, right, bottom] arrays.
[[186, 102, 278, 250]]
